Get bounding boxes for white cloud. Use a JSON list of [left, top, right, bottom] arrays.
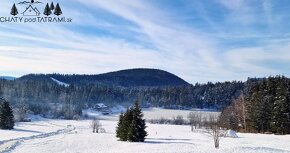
[[0, 0, 290, 83]]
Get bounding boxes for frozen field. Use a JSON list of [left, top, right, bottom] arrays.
[[0, 118, 290, 153], [84, 107, 220, 121], [143, 108, 219, 120]]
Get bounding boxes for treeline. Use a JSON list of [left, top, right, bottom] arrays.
[[0, 77, 244, 119], [220, 76, 290, 135]]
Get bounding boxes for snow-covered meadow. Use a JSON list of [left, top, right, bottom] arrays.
[[83, 107, 220, 121], [0, 110, 290, 153]]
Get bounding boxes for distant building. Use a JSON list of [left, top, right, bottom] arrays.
[[94, 103, 111, 115], [22, 5, 40, 16], [94, 103, 107, 110]]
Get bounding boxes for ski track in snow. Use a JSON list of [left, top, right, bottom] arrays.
[[4, 120, 290, 153], [0, 122, 75, 153], [0, 110, 290, 153]]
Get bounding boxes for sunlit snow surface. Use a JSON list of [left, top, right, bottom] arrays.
[[0, 113, 289, 153]]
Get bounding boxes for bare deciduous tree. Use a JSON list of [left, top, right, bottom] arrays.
[[13, 104, 29, 122], [206, 115, 226, 149], [197, 112, 202, 129], [188, 112, 198, 131], [91, 118, 102, 133]]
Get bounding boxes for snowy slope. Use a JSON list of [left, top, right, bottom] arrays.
[[50, 77, 69, 87], [1, 119, 289, 153], [0, 118, 74, 152]]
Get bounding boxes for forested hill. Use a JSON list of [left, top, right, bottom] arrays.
[[0, 68, 245, 119], [19, 68, 189, 87]]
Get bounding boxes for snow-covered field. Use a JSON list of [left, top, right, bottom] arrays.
[[83, 107, 220, 121], [1, 117, 290, 153], [143, 108, 219, 120]]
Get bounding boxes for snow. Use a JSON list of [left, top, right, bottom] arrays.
[[50, 77, 69, 87], [226, 130, 238, 138], [1, 118, 290, 153], [142, 108, 220, 120], [82, 107, 220, 121]]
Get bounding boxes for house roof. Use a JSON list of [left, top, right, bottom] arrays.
[[95, 103, 107, 108]]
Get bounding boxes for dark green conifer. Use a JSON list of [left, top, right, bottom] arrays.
[[116, 101, 147, 142], [271, 77, 289, 134], [0, 99, 15, 129], [116, 112, 126, 141], [130, 101, 147, 142]]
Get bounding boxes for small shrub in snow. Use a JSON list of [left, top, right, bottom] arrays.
[[91, 118, 102, 133], [205, 115, 226, 149]]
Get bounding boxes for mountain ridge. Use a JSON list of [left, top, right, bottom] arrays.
[[18, 68, 189, 87]]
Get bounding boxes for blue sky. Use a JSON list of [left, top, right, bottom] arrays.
[[1, 0, 290, 83]]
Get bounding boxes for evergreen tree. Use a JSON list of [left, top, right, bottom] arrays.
[[219, 105, 239, 131], [271, 77, 289, 134], [245, 83, 262, 132], [116, 108, 133, 141], [116, 112, 126, 141], [54, 3, 62, 16], [127, 118, 138, 142], [10, 4, 18, 16], [50, 2, 55, 11], [43, 3, 51, 16], [0, 99, 15, 129], [128, 101, 147, 142], [116, 101, 147, 142], [253, 82, 267, 133], [287, 81, 290, 134], [260, 79, 274, 132]]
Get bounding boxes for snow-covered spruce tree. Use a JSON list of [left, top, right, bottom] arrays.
[[271, 76, 289, 134], [0, 98, 15, 129], [116, 101, 147, 142], [127, 118, 138, 142], [116, 108, 133, 141], [127, 102, 147, 142], [251, 81, 270, 133], [116, 112, 125, 139], [287, 81, 290, 134]]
